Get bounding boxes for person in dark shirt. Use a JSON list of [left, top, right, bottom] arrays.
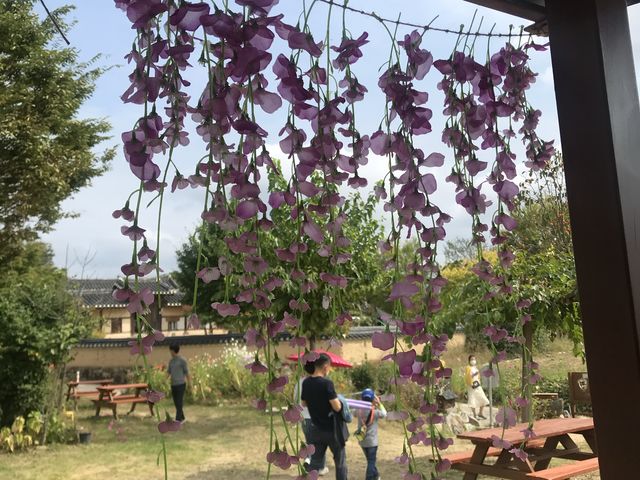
[[301, 353, 348, 480]]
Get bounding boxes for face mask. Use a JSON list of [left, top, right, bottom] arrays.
[[470, 360, 477, 366]]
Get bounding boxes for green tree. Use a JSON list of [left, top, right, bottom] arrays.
[[174, 223, 228, 331], [173, 169, 390, 344], [0, 242, 95, 425], [266, 173, 388, 345], [0, 1, 113, 267], [439, 154, 580, 351]]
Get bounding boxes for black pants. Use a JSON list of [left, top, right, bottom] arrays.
[[171, 383, 186, 421], [307, 422, 347, 480]]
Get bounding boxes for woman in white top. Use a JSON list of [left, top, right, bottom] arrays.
[[465, 355, 490, 419]]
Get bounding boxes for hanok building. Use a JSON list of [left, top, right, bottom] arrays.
[[69, 276, 191, 338]]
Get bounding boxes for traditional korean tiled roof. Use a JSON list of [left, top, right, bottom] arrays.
[[77, 326, 386, 348], [68, 276, 185, 308]]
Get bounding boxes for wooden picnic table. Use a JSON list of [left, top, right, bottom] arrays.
[[450, 417, 598, 480], [66, 379, 114, 402], [93, 383, 154, 419]]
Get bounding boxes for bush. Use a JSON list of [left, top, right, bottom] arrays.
[[0, 412, 43, 452], [44, 411, 77, 445], [189, 342, 268, 404], [0, 244, 94, 426], [349, 360, 395, 394], [130, 364, 170, 396]]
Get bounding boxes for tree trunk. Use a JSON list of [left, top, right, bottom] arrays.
[[309, 335, 317, 351], [521, 321, 534, 422]]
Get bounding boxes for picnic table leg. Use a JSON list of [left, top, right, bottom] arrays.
[[128, 401, 138, 414], [95, 402, 101, 417], [462, 444, 491, 480], [581, 430, 598, 455], [147, 402, 154, 416], [112, 405, 118, 419], [533, 437, 560, 470]]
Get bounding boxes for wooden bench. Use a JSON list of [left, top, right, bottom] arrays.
[[526, 457, 599, 480], [93, 383, 154, 419], [438, 438, 547, 464]]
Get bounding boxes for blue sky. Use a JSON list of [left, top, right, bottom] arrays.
[[37, 1, 640, 278]]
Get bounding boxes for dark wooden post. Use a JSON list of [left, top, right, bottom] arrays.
[[546, 0, 640, 477]]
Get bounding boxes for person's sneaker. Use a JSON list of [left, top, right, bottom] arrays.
[[318, 467, 329, 476], [469, 416, 480, 427]]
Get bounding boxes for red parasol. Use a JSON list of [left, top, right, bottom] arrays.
[[286, 350, 353, 368]]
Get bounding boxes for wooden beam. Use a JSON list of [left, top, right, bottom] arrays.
[[463, 0, 545, 21], [463, 0, 638, 22], [546, 0, 640, 478]]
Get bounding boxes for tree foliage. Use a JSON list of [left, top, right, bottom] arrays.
[[438, 154, 582, 354], [173, 168, 390, 339], [0, 243, 95, 425], [0, 1, 113, 267]]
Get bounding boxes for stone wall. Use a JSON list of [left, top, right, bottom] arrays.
[[67, 336, 386, 370]]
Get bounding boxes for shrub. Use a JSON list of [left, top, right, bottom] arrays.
[[189, 341, 268, 404], [0, 412, 43, 452], [44, 411, 77, 445], [130, 364, 170, 396], [349, 360, 395, 394], [349, 362, 377, 392]]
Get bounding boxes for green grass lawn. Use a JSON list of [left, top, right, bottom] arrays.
[[0, 338, 598, 480]]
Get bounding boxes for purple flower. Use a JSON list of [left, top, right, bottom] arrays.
[[253, 398, 267, 410], [128, 339, 152, 356], [491, 435, 513, 449], [218, 256, 233, 275], [386, 410, 409, 421], [121, 225, 146, 241], [143, 390, 165, 403], [302, 219, 324, 243], [158, 419, 182, 434], [112, 204, 134, 221], [197, 267, 221, 283], [127, 287, 154, 314], [245, 328, 266, 348], [388, 279, 419, 300], [121, 0, 167, 29], [171, 174, 189, 193], [287, 31, 323, 57], [435, 459, 452, 473], [319, 272, 348, 288], [331, 32, 368, 70], [495, 213, 517, 231], [395, 349, 417, 376], [246, 359, 269, 374], [188, 313, 201, 329], [267, 375, 288, 393], [372, 331, 395, 351], [237, 200, 259, 219], [510, 447, 529, 462], [283, 404, 303, 423], [399, 30, 433, 80], [137, 242, 155, 262], [496, 407, 517, 428], [211, 302, 240, 317], [169, 2, 209, 31], [335, 312, 352, 326], [298, 443, 315, 459], [243, 255, 269, 275]]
